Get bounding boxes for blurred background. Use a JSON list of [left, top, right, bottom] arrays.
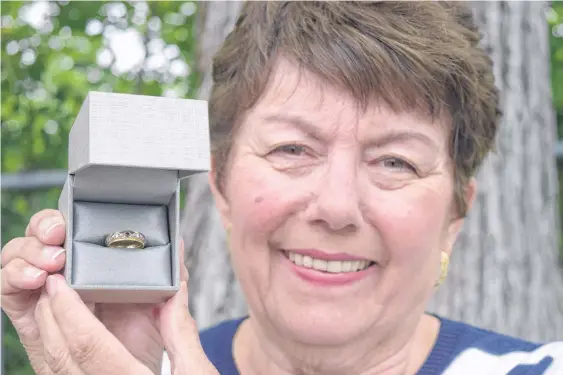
[[1, 2, 200, 373], [2, 1, 563, 374]]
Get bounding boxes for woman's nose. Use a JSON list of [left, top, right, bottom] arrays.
[[304, 162, 362, 234]]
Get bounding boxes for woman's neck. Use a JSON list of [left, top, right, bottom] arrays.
[[233, 313, 441, 375]]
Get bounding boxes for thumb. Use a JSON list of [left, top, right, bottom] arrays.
[[159, 282, 218, 375]]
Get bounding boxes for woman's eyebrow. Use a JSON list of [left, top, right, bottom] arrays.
[[261, 114, 439, 150], [261, 114, 325, 140], [366, 130, 439, 150]]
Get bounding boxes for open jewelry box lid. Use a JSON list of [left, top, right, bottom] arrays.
[[68, 91, 210, 188]]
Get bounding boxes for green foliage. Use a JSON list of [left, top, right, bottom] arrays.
[[1, 2, 199, 373], [547, 4, 563, 258], [549, 3, 563, 137]]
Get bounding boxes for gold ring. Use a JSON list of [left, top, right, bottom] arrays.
[[105, 230, 146, 249]]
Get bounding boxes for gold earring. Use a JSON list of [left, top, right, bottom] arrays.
[[435, 251, 449, 287], [225, 226, 231, 245]]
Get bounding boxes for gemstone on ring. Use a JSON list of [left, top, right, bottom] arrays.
[[105, 230, 146, 249]]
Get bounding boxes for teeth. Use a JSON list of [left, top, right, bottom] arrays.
[[352, 260, 360, 271], [313, 258, 328, 272], [327, 261, 342, 273], [287, 252, 371, 273]]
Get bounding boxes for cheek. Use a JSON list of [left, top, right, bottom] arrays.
[[226, 159, 311, 242], [362, 180, 454, 307], [225, 159, 314, 306], [366, 178, 453, 265]]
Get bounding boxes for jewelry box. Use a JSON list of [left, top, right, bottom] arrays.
[[58, 91, 210, 303]]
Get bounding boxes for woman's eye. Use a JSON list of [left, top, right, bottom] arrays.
[[381, 157, 416, 172], [272, 144, 307, 156]]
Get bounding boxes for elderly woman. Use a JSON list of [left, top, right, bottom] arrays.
[[2, 2, 562, 375]]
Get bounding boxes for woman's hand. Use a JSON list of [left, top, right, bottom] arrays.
[[1, 209, 198, 374], [2, 209, 72, 374], [33, 274, 218, 375]]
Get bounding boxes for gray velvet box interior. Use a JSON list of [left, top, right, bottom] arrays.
[[72, 165, 179, 205], [72, 242, 172, 286], [71, 201, 173, 287]]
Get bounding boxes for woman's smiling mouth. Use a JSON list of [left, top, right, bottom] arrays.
[[284, 250, 374, 273], [281, 249, 377, 286]]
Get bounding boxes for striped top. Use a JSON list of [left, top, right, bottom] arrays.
[[197, 315, 563, 374]]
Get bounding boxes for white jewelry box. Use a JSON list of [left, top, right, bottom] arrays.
[[58, 91, 210, 303]]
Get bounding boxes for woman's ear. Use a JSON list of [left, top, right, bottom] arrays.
[[208, 156, 232, 230], [445, 177, 477, 256], [464, 177, 477, 214]]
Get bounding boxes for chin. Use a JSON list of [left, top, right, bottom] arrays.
[[267, 303, 374, 346], [240, 252, 385, 346]]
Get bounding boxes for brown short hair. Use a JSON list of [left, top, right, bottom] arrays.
[[208, 1, 501, 216]]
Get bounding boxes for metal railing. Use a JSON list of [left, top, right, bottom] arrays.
[[2, 169, 68, 190]]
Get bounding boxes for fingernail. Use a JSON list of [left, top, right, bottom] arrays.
[[43, 246, 65, 261], [24, 267, 46, 279], [46, 275, 58, 296], [38, 218, 63, 238]]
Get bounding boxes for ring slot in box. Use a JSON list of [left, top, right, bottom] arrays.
[[73, 202, 170, 246], [58, 91, 210, 303]]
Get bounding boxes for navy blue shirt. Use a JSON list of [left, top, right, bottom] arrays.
[[199, 315, 563, 374]]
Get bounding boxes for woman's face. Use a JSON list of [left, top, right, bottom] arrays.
[[211, 59, 472, 346]]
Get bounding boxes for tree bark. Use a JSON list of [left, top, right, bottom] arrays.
[[181, 1, 563, 341], [428, 1, 563, 342], [181, 1, 247, 331]]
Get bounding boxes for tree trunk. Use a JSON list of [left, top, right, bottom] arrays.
[[428, 1, 563, 342], [181, 1, 247, 331], [181, 1, 563, 341]]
